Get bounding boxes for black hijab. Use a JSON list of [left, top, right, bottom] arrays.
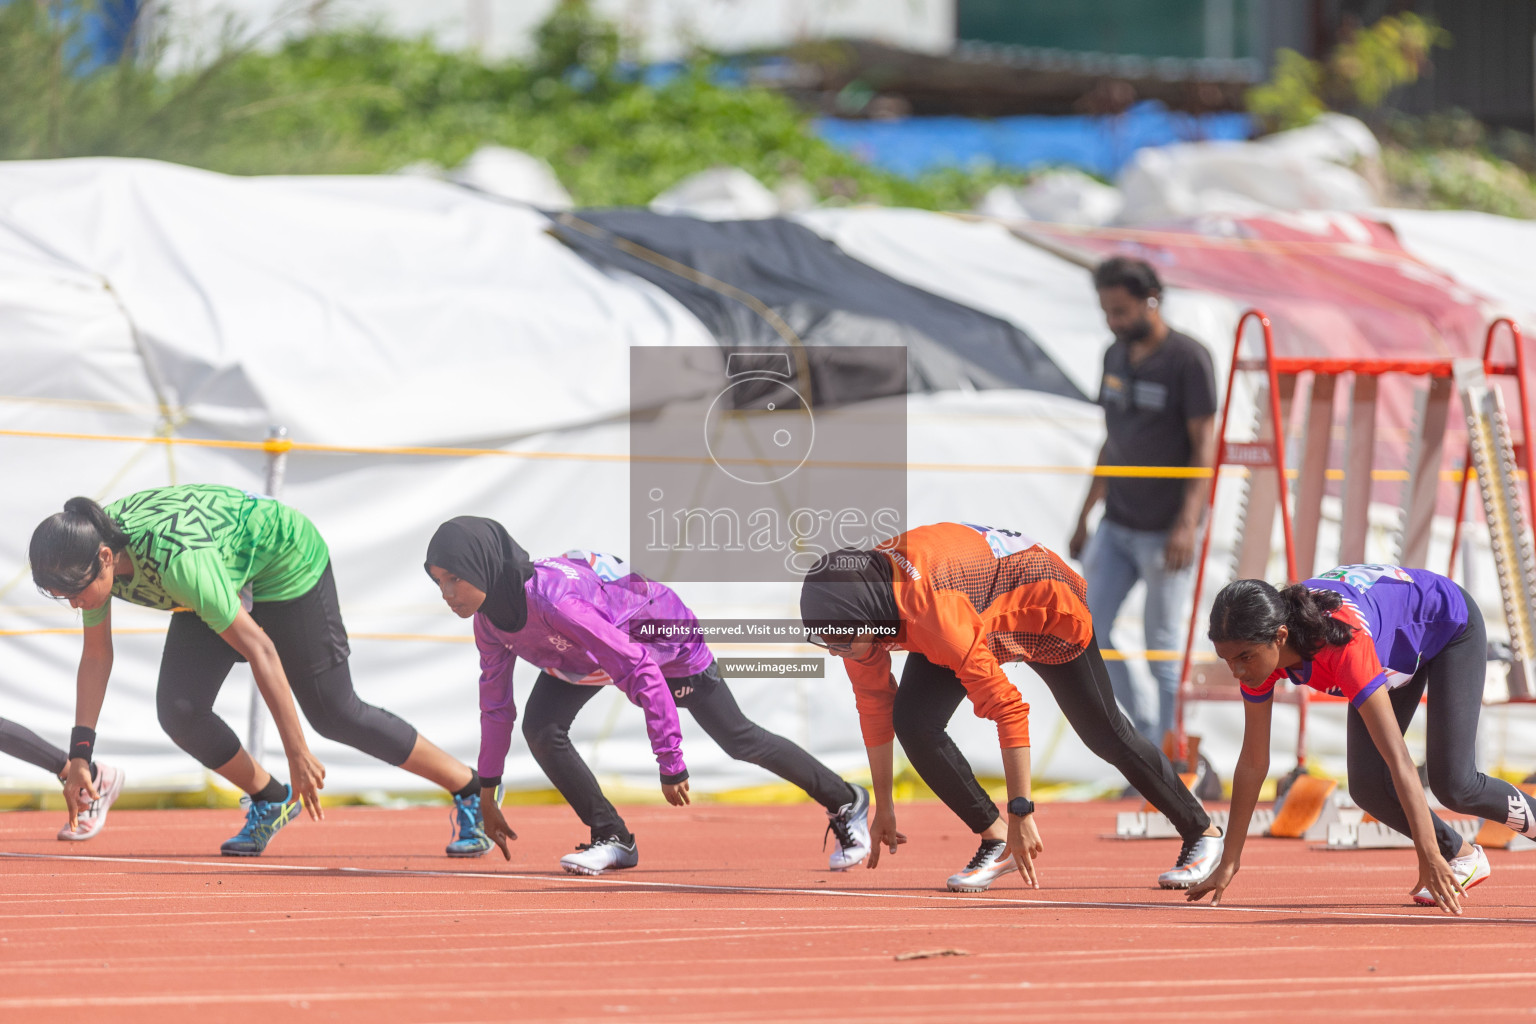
[[424, 516, 536, 633], [799, 548, 899, 637]]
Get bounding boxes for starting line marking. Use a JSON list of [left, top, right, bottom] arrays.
[[2, 850, 1533, 926]]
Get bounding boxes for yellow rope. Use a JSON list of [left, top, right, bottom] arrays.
[[0, 426, 1479, 480]]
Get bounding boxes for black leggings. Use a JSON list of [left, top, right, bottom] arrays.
[[892, 638, 1211, 840], [0, 719, 68, 776], [1346, 596, 1535, 858], [522, 663, 855, 842], [156, 564, 418, 772]]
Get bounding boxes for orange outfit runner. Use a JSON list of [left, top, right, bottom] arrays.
[[841, 523, 1094, 750]]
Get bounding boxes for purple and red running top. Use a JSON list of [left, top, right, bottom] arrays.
[[1239, 564, 1468, 709]]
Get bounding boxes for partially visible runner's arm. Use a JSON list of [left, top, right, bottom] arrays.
[[471, 614, 520, 858], [1356, 686, 1464, 915], [63, 613, 115, 826], [1001, 744, 1041, 888], [1188, 696, 1272, 905], [220, 608, 327, 820], [549, 598, 689, 801]]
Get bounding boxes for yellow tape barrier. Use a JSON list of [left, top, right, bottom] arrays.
[[0, 427, 1466, 661], [0, 427, 1478, 481]]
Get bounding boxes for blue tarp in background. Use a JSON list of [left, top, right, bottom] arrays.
[[10, 0, 143, 70], [78, 0, 141, 69], [814, 101, 1253, 179]]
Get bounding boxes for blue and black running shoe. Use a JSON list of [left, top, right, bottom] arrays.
[[220, 784, 303, 857], [446, 787, 496, 858]]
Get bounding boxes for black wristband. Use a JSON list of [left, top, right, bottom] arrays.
[[480, 775, 503, 791], [68, 726, 95, 764], [660, 769, 689, 786]]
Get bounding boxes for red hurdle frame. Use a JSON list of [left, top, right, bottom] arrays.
[[1173, 313, 1536, 768]]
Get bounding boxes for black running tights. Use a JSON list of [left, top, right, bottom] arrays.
[[1345, 595, 1535, 859], [155, 566, 417, 771], [522, 663, 854, 843], [891, 638, 1211, 840], [0, 718, 68, 776]]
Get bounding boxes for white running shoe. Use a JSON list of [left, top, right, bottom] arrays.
[[946, 838, 1015, 892], [1413, 844, 1491, 907], [1158, 830, 1224, 889], [825, 785, 872, 871], [560, 835, 639, 876], [58, 763, 125, 842]]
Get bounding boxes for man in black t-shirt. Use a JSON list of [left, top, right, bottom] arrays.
[[1069, 257, 1217, 746]]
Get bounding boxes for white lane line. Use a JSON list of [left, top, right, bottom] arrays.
[[4, 971, 1536, 1010], [1, 850, 1532, 926]]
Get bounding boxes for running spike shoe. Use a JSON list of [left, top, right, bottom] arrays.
[[220, 784, 303, 857], [825, 785, 873, 871], [946, 838, 1015, 892], [446, 788, 496, 858], [57, 762, 125, 841], [1158, 830, 1224, 889], [1413, 843, 1490, 906], [560, 835, 639, 876]]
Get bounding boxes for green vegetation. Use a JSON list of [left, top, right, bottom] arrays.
[[1247, 13, 1449, 132], [1246, 13, 1536, 219], [7, 2, 1532, 218], [1380, 111, 1536, 219], [0, 0, 1029, 209]]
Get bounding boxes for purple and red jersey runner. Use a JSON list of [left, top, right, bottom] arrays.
[[1239, 564, 1468, 708]]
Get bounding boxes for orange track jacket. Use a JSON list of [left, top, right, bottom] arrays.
[[842, 523, 1093, 750]]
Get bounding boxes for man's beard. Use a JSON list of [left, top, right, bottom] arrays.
[[1113, 318, 1153, 344]]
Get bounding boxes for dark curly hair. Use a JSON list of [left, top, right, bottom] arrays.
[[1092, 256, 1163, 300], [1208, 578, 1354, 659]]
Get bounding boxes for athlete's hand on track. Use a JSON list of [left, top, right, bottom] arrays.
[[1186, 860, 1238, 904], [1415, 851, 1465, 915], [481, 800, 519, 860], [61, 759, 97, 832], [662, 780, 691, 806], [287, 751, 326, 821], [1007, 813, 1044, 888], [867, 805, 907, 868]]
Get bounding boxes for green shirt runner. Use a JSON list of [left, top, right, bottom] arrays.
[[81, 485, 330, 633]]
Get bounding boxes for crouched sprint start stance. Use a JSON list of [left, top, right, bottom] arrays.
[[31, 487, 492, 858], [801, 522, 1222, 893], [425, 516, 871, 876], [1196, 565, 1536, 915]]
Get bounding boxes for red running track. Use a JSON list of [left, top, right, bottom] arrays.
[[1, 799, 1533, 1023]]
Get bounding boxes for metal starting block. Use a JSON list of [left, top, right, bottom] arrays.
[[1300, 791, 1363, 842], [1113, 809, 1267, 839], [1326, 817, 1481, 849]]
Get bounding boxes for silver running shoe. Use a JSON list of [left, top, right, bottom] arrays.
[[560, 835, 639, 876], [946, 838, 1015, 892], [825, 785, 873, 871], [1158, 830, 1224, 889]]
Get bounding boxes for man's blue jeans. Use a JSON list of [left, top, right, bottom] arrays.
[[1081, 519, 1196, 745]]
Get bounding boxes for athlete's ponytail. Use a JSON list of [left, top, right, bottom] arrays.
[[1208, 578, 1353, 659], [30, 497, 129, 595]]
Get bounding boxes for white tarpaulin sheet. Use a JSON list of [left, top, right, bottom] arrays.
[[0, 157, 1532, 800]]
